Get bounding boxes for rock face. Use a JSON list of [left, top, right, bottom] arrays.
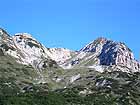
[[100, 41, 140, 70], [115, 43, 140, 70], [47, 48, 75, 65], [12, 33, 49, 67]]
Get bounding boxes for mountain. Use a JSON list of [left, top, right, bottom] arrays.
[[1, 28, 139, 72], [63, 37, 140, 72], [0, 28, 140, 105]]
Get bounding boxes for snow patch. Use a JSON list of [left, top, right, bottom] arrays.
[[70, 74, 80, 83], [88, 65, 104, 73], [56, 78, 62, 82], [79, 90, 87, 94]]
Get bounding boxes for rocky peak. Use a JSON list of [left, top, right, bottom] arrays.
[[76, 37, 140, 71], [0, 29, 74, 70], [80, 37, 107, 52], [13, 33, 44, 50], [11, 33, 50, 67], [0, 30, 50, 69], [90, 38, 140, 71]]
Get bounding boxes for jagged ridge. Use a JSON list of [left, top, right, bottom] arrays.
[[0, 28, 140, 73]]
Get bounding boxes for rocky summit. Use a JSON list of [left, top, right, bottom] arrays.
[[0, 28, 140, 105], [63, 37, 140, 73]]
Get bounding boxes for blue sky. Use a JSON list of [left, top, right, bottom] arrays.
[[0, 0, 140, 59]]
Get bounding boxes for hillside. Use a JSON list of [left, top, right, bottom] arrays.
[[0, 28, 140, 105]]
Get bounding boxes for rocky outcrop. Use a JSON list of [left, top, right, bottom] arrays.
[[116, 43, 140, 70], [47, 48, 75, 65]]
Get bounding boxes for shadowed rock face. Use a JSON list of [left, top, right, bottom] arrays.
[[0, 28, 14, 56], [99, 40, 118, 66], [0, 49, 4, 56], [98, 40, 140, 70], [0, 28, 10, 40]]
